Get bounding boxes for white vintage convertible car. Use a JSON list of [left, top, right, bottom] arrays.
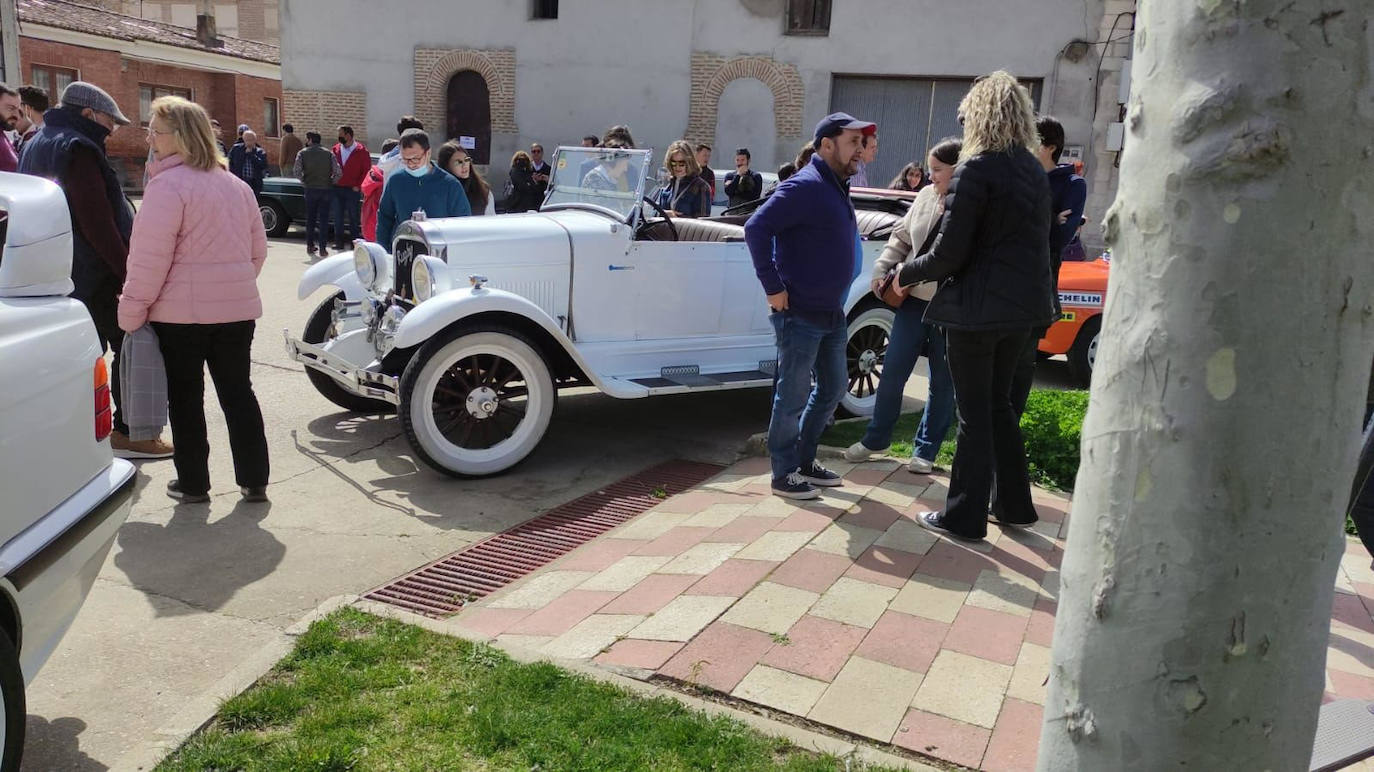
[[285, 146, 903, 477]]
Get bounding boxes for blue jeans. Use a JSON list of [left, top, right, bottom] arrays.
[[768, 309, 848, 482], [304, 188, 331, 250], [860, 297, 955, 462], [330, 187, 361, 247]]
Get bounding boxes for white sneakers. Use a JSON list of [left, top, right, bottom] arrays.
[[846, 441, 936, 474], [843, 442, 887, 462]]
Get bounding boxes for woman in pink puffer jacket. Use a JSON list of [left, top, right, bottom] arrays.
[[118, 95, 270, 505]]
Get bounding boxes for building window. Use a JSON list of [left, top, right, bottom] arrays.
[[263, 97, 280, 138], [29, 64, 78, 101], [139, 84, 193, 126], [531, 0, 557, 19], [785, 0, 831, 35]]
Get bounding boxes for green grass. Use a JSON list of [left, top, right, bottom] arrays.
[[822, 388, 1088, 492], [157, 608, 902, 772]]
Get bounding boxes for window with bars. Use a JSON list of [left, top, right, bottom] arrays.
[[262, 97, 279, 138], [785, 0, 831, 35], [29, 65, 78, 102], [139, 84, 192, 126], [531, 0, 557, 19]]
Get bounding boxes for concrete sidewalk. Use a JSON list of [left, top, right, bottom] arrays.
[[449, 457, 1374, 771]]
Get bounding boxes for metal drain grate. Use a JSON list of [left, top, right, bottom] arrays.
[[364, 460, 726, 617]]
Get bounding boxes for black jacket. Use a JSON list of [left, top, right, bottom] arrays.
[[504, 165, 542, 212], [724, 169, 763, 208], [898, 148, 1055, 331], [19, 107, 135, 301]]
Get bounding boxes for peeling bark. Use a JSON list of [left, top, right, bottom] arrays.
[[1038, 1, 1374, 769]]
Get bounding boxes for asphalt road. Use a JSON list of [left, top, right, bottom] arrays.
[[20, 228, 1079, 770]]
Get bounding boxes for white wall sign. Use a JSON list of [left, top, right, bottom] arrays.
[[459, 136, 476, 149]]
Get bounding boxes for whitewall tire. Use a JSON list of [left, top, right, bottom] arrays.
[[398, 326, 556, 477], [840, 305, 895, 417]]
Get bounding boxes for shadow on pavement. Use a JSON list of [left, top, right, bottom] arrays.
[[114, 500, 284, 617], [21, 716, 104, 771]]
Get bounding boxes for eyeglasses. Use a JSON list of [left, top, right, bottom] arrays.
[[146, 125, 173, 136], [452, 158, 472, 166], [531, 148, 543, 154], [401, 155, 428, 167], [668, 160, 687, 168]]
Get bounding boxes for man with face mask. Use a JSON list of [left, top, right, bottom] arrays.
[[14, 85, 49, 153], [331, 125, 370, 251], [374, 130, 471, 247], [19, 82, 174, 459]]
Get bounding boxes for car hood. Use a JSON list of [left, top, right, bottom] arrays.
[[1057, 258, 1109, 291], [398, 209, 626, 272]]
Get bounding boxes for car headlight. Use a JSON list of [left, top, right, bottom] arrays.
[[411, 256, 450, 302], [353, 242, 377, 288]]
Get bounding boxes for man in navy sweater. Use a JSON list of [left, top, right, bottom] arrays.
[[745, 112, 874, 499]]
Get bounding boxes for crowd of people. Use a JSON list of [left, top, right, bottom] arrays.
[[5, 75, 1369, 554], [748, 71, 1090, 544]]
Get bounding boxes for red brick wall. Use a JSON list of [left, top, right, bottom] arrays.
[[17, 36, 282, 187]]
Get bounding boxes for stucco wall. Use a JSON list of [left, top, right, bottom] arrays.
[[283, 0, 1107, 211]]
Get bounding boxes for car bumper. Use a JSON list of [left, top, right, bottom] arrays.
[[284, 331, 401, 405], [5, 459, 135, 682]]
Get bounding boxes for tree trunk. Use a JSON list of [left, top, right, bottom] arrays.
[[1039, 2, 1374, 769]]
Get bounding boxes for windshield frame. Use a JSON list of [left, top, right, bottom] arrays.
[[540, 146, 654, 223]]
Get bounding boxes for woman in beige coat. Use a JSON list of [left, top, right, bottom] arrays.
[[844, 137, 962, 473]]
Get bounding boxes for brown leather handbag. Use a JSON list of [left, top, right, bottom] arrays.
[[875, 219, 942, 308], [876, 269, 905, 308]]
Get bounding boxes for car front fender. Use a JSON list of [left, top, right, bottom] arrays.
[[297, 254, 366, 301], [391, 287, 643, 397], [394, 287, 568, 351]]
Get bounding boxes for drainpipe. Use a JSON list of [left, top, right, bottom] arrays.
[[0, 0, 19, 85]]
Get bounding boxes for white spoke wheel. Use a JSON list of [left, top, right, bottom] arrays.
[[399, 326, 555, 477], [0, 626, 23, 771], [839, 305, 895, 417]]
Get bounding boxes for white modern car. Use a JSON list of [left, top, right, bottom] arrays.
[[285, 146, 905, 478], [0, 173, 136, 767]]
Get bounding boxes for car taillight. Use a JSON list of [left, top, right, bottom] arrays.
[[94, 358, 112, 441]]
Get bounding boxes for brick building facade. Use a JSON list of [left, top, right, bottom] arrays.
[[16, 0, 280, 188]]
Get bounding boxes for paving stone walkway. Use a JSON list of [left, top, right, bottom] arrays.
[[451, 457, 1374, 770]]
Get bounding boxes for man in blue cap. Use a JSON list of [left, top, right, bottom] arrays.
[[745, 112, 874, 499]]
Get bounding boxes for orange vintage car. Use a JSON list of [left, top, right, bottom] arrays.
[[1039, 257, 1109, 384]]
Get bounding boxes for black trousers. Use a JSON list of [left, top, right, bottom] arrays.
[[1009, 325, 1049, 417], [1352, 405, 1374, 559], [80, 288, 129, 436], [152, 320, 269, 495], [942, 327, 1039, 537], [304, 188, 331, 249]]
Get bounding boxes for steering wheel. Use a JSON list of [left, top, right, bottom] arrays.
[[637, 195, 679, 242]]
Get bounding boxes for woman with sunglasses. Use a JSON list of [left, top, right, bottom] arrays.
[[657, 140, 711, 218], [437, 140, 495, 215]]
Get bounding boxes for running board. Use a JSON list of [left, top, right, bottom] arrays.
[[618, 367, 775, 394]]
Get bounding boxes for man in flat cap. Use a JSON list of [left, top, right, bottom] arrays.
[[19, 81, 173, 459]]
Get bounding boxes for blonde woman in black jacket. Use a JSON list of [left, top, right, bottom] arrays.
[[897, 71, 1056, 541]]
